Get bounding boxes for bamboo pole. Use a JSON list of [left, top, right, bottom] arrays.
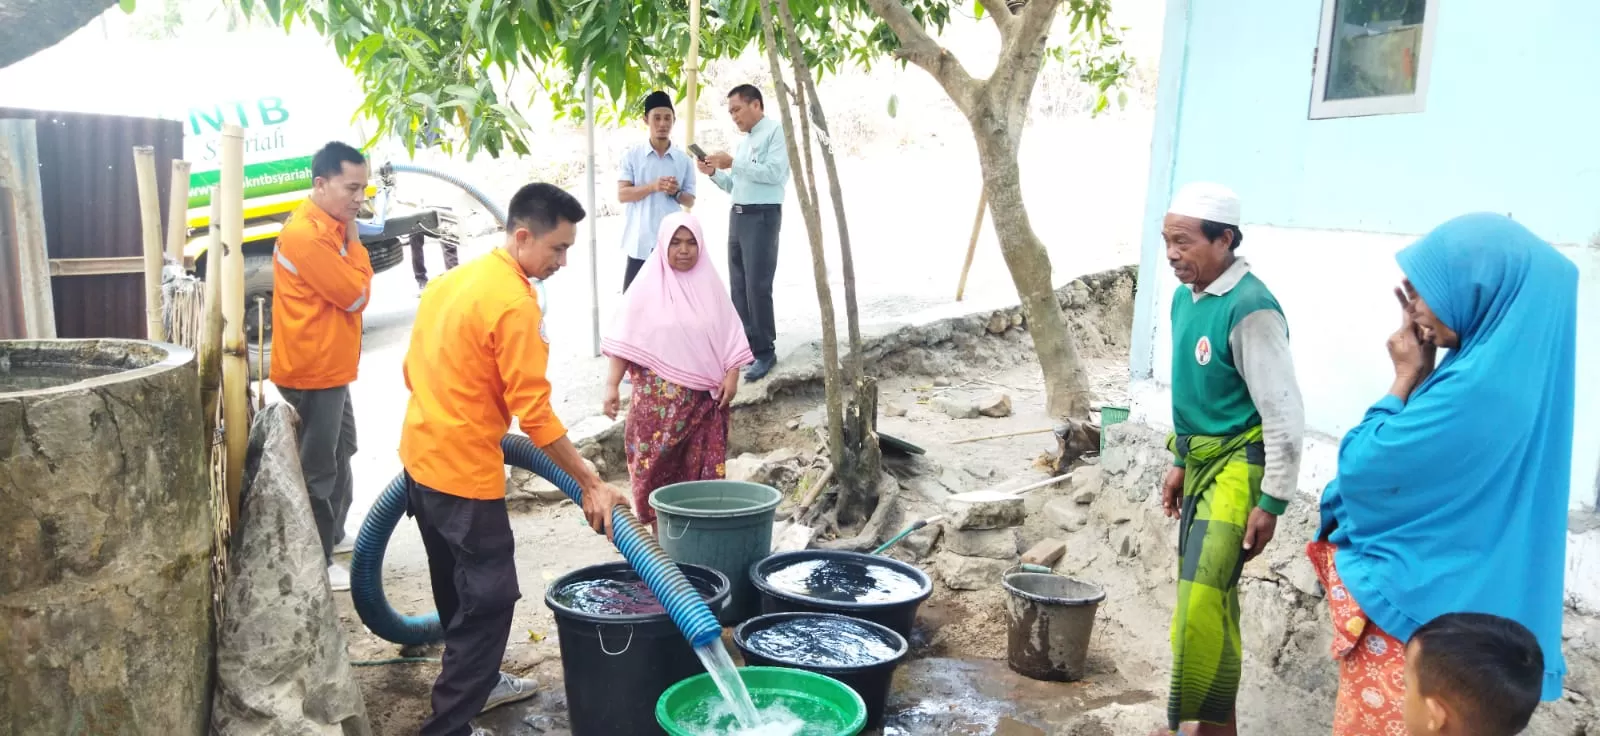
[[683, 0, 700, 213], [133, 146, 165, 341], [219, 125, 248, 526], [955, 190, 988, 301], [198, 199, 224, 443], [165, 160, 191, 265]]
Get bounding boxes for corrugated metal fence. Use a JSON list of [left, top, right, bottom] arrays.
[[0, 108, 183, 339]]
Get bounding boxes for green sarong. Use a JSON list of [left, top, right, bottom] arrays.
[[1165, 425, 1264, 731]]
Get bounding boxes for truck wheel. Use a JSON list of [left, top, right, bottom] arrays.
[[243, 252, 274, 381], [366, 238, 404, 273]]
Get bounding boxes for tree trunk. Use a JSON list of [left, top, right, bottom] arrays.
[[756, 0, 846, 469], [0, 0, 116, 69], [775, 0, 880, 522], [970, 107, 1093, 418]]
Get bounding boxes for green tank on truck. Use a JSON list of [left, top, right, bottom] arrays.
[[178, 93, 451, 380]]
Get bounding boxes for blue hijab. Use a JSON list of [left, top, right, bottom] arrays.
[[1320, 213, 1576, 700]]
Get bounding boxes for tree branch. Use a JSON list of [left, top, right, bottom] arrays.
[[991, 0, 1064, 129], [976, 0, 1016, 36], [861, 0, 982, 113]]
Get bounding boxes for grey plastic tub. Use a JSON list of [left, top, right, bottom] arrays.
[[649, 480, 783, 624]]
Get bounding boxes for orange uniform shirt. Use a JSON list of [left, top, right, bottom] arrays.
[[399, 248, 567, 500], [270, 201, 374, 389]]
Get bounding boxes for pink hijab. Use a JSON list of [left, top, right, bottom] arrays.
[[602, 212, 753, 396]]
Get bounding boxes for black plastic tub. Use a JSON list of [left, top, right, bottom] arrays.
[[734, 612, 908, 730], [748, 550, 934, 641], [545, 562, 731, 736]]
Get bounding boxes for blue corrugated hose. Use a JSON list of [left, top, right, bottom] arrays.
[[349, 435, 724, 649]]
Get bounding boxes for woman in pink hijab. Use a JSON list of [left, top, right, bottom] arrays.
[[601, 212, 754, 526]]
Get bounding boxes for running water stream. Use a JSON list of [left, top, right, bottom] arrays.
[[694, 643, 763, 729]]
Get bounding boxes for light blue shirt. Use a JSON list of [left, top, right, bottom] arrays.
[[711, 116, 789, 205], [619, 142, 697, 260]]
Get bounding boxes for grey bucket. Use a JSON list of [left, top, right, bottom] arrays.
[[649, 480, 783, 624], [1002, 571, 1106, 682]]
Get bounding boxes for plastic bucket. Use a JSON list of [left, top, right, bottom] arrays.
[[545, 562, 731, 735], [1002, 571, 1106, 681], [749, 550, 934, 641], [650, 480, 783, 624], [656, 666, 866, 736], [734, 613, 908, 730]]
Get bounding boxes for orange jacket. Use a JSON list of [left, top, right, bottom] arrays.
[[399, 248, 567, 500], [270, 201, 373, 389]]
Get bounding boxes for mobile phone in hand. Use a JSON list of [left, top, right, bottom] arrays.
[[687, 143, 708, 161]]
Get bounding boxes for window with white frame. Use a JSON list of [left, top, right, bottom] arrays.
[[1309, 0, 1439, 119]]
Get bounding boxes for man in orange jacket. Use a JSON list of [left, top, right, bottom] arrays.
[[271, 142, 374, 592], [400, 182, 627, 735]]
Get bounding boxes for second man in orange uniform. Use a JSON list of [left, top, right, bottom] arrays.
[[271, 142, 374, 592]]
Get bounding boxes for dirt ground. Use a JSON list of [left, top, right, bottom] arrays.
[[333, 339, 1169, 735]]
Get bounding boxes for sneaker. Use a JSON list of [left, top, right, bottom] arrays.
[[332, 536, 356, 555], [744, 356, 776, 383], [327, 562, 351, 592], [480, 672, 538, 713]]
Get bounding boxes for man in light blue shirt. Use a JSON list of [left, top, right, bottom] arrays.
[[618, 90, 697, 291], [698, 84, 789, 381]]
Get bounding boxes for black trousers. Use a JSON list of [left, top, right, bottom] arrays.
[[278, 385, 355, 561], [408, 476, 521, 736], [623, 256, 647, 292], [411, 231, 460, 287], [728, 205, 781, 361]]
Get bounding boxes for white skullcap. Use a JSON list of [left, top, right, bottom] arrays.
[[1168, 182, 1241, 226]]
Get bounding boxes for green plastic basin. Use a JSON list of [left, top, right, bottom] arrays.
[[656, 666, 866, 736]]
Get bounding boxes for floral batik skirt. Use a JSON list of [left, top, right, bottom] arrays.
[[1307, 541, 1408, 736], [624, 365, 730, 525]]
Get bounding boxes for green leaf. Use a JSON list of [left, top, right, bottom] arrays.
[[1117, 90, 1128, 109], [886, 93, 898, 119], [119, 0, 136, 12]]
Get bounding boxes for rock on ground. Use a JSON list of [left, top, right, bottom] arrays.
[[943, 526, 1021, 560], [946, 490, 1027, 530], [934, 395, 980, 420], [978, 392, 1013, 418], [936, 552, 1013, 591], [1021, 539, 1068, 568], [1042, 497, 1089, 533]]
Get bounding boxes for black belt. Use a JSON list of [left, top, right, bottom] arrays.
[[732, 204, 780, 215]]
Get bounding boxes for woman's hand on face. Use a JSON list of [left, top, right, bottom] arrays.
[[718, 369, 740, 410], [1389, 286, 1437, 387], [603, 383, 621, 420]]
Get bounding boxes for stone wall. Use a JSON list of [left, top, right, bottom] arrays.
[[0, 340, 213, 735], [1086, 421, 1600, 734]]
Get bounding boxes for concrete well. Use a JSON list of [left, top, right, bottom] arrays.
[[1, 340, 212, 735]]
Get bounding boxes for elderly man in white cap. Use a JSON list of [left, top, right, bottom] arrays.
[[1155, 182, 1305, 736]]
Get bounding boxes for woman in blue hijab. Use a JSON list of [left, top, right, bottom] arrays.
[[1310, 213, 1575, 733]]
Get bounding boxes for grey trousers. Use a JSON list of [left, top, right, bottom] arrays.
[[728, 205, 782, 361], [279, 385, 356, 562]]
